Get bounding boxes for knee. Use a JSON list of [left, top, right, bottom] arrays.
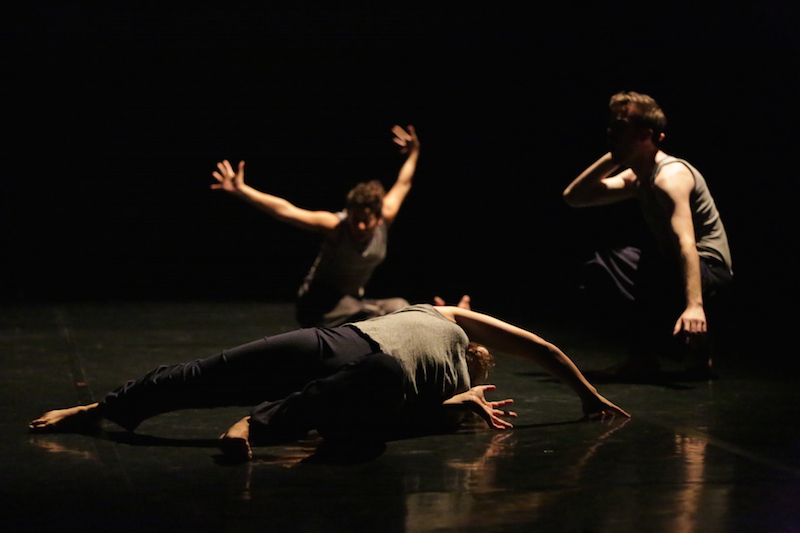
[[315, 354, 406, 438]]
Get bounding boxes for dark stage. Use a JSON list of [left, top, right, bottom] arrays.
[[3, 4, 800, 533], [3, 300, 799, 533]]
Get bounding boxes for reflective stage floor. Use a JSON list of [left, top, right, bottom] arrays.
[[2, 301, 798, 532]]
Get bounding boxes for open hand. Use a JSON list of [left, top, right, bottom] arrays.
[[211, 159, 246, 193], [392, 125, 419, 154], [445, 384, 517, 430]]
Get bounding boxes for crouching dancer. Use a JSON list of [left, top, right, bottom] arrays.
[[29, 305, 629, 461]]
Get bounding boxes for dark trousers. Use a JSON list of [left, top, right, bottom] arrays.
[[630, 250, 733, 361], [99, 326, 406, 443]]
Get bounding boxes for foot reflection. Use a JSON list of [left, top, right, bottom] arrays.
[[29, 437, 100, 461]]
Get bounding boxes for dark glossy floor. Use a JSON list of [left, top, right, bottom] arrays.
[[2, 300, 799, 533]]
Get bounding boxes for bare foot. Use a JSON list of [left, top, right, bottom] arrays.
[[219, 416, 253, 461], [433, 296, 446, 306], [29, 403, 103, 433]]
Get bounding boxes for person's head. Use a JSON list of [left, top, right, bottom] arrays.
[[465, 341, 494, 384], [607, 91, 667, 163], [345, 180, 385, 243]]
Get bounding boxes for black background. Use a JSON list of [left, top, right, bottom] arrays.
[[3, 5, 798, 327]]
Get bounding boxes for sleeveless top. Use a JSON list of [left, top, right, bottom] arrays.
[[350, 304, 471, 405], [298, 211, 388, 298], [636, 156, 732, 273]]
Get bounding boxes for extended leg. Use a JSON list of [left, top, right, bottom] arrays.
[[31, 329, 325, 433], [31, 326, 378, 435], [29, 403, 104, 433], [98, 329, 327, 431]]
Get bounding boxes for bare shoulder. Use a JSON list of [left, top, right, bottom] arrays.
[[307, 211, 345, 240], [654, 159, 694, 195], [432, 305, 459, 323], [308, 209, 344, 228], [431, 306, 504, 329], [438, 307, 523, 334]]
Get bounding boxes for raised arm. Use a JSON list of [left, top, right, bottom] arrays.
[[435, 306, 630, 419], [211, 159, 340, 236], [381, 125, 420, 224], [563, 152, 638, 208]]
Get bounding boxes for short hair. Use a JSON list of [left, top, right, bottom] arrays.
[[345, 180, 385, 214], [609, 91, 667, 144], [465, 341, 495, 384]]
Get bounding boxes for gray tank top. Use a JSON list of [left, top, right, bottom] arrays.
[[299, 211, 388, 298], [636, 156, 732, 272], [350, 304, 471, 403]]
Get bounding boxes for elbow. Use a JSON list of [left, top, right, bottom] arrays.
[[531, 338, 561, 358], [544, 341, 562, 357]]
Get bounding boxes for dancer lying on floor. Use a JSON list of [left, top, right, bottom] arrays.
[[29, 304, 630, 461]]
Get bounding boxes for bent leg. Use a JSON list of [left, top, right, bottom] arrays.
[[685, 258, 735, 375], [247, 352, 406, 446]]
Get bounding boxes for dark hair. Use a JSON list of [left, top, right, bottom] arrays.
[[465, 341, 494, 384], [609, 91, 667, 144], [345, 180, 385, 214]]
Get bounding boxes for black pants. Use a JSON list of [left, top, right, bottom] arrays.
[[99, 326, 406, 443], [630, 250, 734, 361]]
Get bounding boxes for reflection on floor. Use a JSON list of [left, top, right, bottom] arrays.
[[3, 301, 798, 533]]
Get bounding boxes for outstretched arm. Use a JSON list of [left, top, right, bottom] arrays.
[[563, 152, 638, 208], [381, 125, 420, 224], [211, 159, 340, 235], [435, 306, 630, 420]]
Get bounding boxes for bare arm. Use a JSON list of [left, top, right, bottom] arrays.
[[381, 125, 420, 224], [653, 165, 707, 336], [211, 159, 340, 236], [563, 152, 638, 207], [434, 307, 630, 419]]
